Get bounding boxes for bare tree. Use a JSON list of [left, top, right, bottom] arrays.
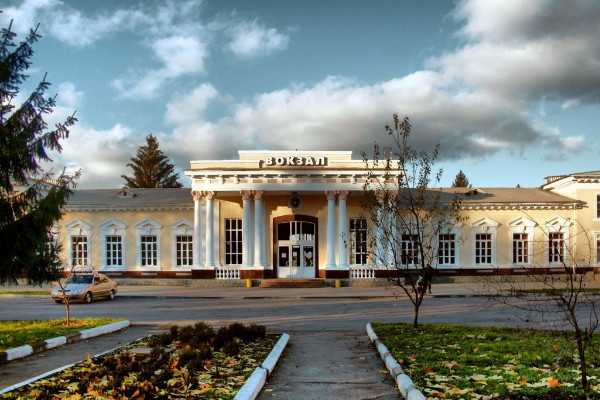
[[479, 215, 598, 398], [362, 114, 464, 327]]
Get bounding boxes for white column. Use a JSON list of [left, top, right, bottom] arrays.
[[192, 191, 203, 268], [204, 191, 215, 267], [241, 191, 252, 267], [325, 191, 337, 268], [253, 190, 265, 267], [337, 191, 349, 268]]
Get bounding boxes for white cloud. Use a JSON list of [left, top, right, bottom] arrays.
[[165, 83, 219, 126], [226, 20, 289, 59], [56, 82, 84, 108], [113, 35, 209, 100]]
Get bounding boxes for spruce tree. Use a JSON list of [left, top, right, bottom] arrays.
[[0, 22, 78, 285], [122, 134, 183, 188], [451, 170, 470, 187]]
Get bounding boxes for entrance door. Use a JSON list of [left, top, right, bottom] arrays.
[[278, 243, 315, 278], [275, 218, 317, 278]]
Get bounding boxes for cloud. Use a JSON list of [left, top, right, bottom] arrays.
[[226, 20, 289, 59], [56, 82, 84, 108], [165, 83, 219, 126], [113, 35, 209, 100]]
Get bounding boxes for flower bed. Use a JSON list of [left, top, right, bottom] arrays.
[[1, 321, 277, 399]]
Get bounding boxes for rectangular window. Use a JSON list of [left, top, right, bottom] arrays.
[[350, 218, 368, 265], [512, 233, 529, 264], [225, 219, 243, 265], [596, 234, 600, 265], [401, 234, 419, 265], [71, 236, 88, 266], [105, 236, 123, 266], [176, 235, 193, 266], [597, 194, 600, 219], [475, 233, 492, 264], [548, 232, 564, 264], [140, 235, 158, 266], [438, 234, 456, 265]]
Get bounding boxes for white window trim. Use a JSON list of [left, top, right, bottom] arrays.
[[135, 219, 162, 271], [171, 218, 194, 270], [544, 217, 572, 266], [100, 218, 127, 271], [224, 218, 243, 266], [508, 217, 536, 266], [65, 219, 92, 269], [471, 217, 499, 266], [437, 222, 463, 267]]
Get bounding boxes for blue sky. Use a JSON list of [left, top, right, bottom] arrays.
[[2, 0, 599, 189]]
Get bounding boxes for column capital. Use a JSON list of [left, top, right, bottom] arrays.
[[191, 190, 203, 201], [337, 190, 349, 200], [202, 190, 216, 200], [241, 190, 253, 201], [254, 190, 265, 200], [325, 190, 337, 200]]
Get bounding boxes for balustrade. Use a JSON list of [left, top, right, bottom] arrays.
[[215, 267, 240, 279]]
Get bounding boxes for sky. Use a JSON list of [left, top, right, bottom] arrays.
[[2, 0, 599, 189]]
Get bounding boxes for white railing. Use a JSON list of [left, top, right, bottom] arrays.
[[350, 266, 376, 279], [215, 267, 240, 279]]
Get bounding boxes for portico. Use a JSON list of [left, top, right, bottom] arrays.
[[184, 150, 377, 279]]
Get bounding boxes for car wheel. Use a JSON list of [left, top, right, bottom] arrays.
[[107, 289, 115, 300], [83, 292, 93, 303]]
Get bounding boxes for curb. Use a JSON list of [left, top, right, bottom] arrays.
[[366, 323, 425, 400], [0, 320, 130, 364], [234, 333, 290, 400]]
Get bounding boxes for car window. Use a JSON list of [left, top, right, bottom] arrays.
[[68, 275, 93, 284]]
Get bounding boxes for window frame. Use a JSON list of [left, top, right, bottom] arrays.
[[135, 219, 162, 270], [65, 219, 92, 269], [100, 218, 126, 271], [349, 217, 368, 265], [171, 219, 194, 270], [508, 217, 536, 266], [225, 218, 243, 265], [471, 217, 499, 266]]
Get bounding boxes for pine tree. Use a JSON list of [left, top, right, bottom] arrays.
[[122, 134, 183, 188], [0, 22, 78, 285], [451, 170, 470, 187]]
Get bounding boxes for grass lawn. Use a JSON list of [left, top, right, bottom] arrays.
[[0, 318, 121, 351], [372, 322, 600, 399]]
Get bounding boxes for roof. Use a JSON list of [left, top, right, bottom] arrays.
[[449, 187, 580, 207], [544, 171, 600, 185], [64, 188, 193, 211]]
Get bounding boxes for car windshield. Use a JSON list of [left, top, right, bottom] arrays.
[[67, 275, 93, 284]]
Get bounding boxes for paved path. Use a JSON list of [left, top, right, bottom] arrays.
[[257, 330, 399, 400]]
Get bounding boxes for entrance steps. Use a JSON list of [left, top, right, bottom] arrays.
[[259, 279, 330, 288]]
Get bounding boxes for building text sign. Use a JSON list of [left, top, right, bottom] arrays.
[[264, 156, 327, 167]]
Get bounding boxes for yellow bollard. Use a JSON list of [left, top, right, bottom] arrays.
[[245, 278, 252, 288], [335, 279, 342, 288]]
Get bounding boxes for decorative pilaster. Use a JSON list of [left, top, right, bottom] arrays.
[[337, 191, 349, 268], [253, 190, 265, 267], [325, 191, 337, 268]]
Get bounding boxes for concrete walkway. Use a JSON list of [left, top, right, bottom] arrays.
[[256, 330, 399, 400]]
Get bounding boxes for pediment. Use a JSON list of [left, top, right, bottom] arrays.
[[471, 217, 499, 227], [135, 218, 162, 229], [100, 218, 126, 230]]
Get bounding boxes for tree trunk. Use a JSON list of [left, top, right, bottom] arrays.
[[412, 304, 420, 328]]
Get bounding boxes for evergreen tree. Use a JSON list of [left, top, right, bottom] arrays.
[[452, 170, 470, 187], [0, 22, 78, 285], [122, 134, 183, 188]]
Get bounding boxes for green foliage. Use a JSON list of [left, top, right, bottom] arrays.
[[121, 134, 183, 188], [452, 170, 470, 187], [0, 21, 78, 285], [372, 322, 600, 399]]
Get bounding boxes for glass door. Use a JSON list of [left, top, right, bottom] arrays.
[[277, 220, 316, 278]]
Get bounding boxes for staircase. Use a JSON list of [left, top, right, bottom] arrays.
[[259, 279, 330, 288]]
